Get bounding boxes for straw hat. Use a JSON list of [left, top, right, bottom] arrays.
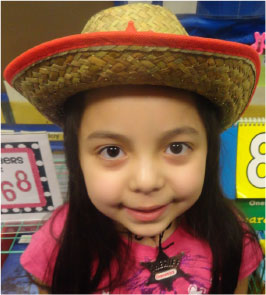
[[4, 3, 260, 129]]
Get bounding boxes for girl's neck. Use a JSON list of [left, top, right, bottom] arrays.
[[119, 219, 179, 248], [135, 220, 179, 247]]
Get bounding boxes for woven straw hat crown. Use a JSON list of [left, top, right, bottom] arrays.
[[4, 3, 259, 128], [81, 3, 188, 35]]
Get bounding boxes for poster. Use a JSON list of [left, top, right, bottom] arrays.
[[1, 133, 63, 221]]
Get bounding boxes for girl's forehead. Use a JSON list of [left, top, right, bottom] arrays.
[[85, 85, 196, 101], [83, 85, 199, 113], [79, 85, 206, 137]]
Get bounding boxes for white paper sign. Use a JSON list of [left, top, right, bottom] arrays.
[[1, 133, 63, 221]]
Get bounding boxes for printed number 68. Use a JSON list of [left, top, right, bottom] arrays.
[[1, 170, 31, 201], [247, 133, 266, 188]]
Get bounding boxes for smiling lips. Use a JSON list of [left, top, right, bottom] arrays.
[[125, 205, 168, 222]]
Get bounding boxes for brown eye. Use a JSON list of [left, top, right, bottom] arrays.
[[166, 143, 189, 155], [99, 146, 125, 159]]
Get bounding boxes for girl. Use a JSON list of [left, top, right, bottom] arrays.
[[4, 3, 264, 294]]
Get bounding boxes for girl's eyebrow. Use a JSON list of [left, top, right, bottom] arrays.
[[160, 127, 200, 142], [86, 131, 131, 145], [86, 127, 200, 144]]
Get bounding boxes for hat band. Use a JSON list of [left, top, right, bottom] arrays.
[[4, 31, 260, 86]]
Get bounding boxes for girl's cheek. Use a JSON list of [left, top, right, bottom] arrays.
[[83, 170, 125, 205], [168, 159, 206, 199]]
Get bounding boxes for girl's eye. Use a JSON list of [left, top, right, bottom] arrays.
[[165, 143, 190, 155], [99, 146, 125, 159]]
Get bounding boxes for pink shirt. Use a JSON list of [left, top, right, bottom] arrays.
[[21, 204, 263, 294]]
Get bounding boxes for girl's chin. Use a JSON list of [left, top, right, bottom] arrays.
[[132, 228, 162, 237], [124, 222, 172, 238], [115, 217, 179, 239], [116, 223, 162, 237]]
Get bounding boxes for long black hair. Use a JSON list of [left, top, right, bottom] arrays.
[[49, 90, 133, 294], [186, 95, 264, 293], [48, 86, 263, 293]]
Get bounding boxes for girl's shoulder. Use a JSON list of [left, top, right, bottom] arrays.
[[20, 203, 69, 286], [31, 202, 69, 241], [46, 202, 69, 238], [239, 224, 264, 280], [174, 220, 263, 280]]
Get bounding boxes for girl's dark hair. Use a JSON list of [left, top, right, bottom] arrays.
[[49, 87, 263, 294], [188, 95, 264, 293], [49, 91, 133, 294]]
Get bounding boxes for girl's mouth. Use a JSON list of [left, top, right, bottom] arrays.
[[125, 205, 168, 222]]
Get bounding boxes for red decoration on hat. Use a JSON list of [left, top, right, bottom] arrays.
[[126, 21, 137, 33]]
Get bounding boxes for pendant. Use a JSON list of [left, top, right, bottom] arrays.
[[140, 226, 190, 291], [141, 250, 191, 291]]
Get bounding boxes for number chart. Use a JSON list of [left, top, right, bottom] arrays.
[[1, 133, 63, 221], [1, 148, 47, 208], [236, 122, 265, 199]]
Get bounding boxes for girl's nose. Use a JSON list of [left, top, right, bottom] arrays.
[[128, 157, 165, 194]]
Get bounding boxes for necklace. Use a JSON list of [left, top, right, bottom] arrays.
[[134, 222, 172, 242], [140, 225, 191, 291]]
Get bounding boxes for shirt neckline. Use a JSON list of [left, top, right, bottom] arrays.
[[121, 224, 183, 259]]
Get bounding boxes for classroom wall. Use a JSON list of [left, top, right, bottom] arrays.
[[1, 1, 113, 91]]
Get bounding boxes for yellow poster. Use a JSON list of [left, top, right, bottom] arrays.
[[236, 122, 265, 199], [1, 109, 6, 124], [4, 81, 52, 125]]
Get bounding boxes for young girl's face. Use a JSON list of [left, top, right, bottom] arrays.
[[78, 86, 207, 237]]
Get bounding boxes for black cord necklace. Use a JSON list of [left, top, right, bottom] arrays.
[[140, 224, 191, 291], [134, 223, 172, 241]]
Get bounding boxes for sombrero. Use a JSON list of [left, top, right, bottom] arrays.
[[4, 3, 260, 129]]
